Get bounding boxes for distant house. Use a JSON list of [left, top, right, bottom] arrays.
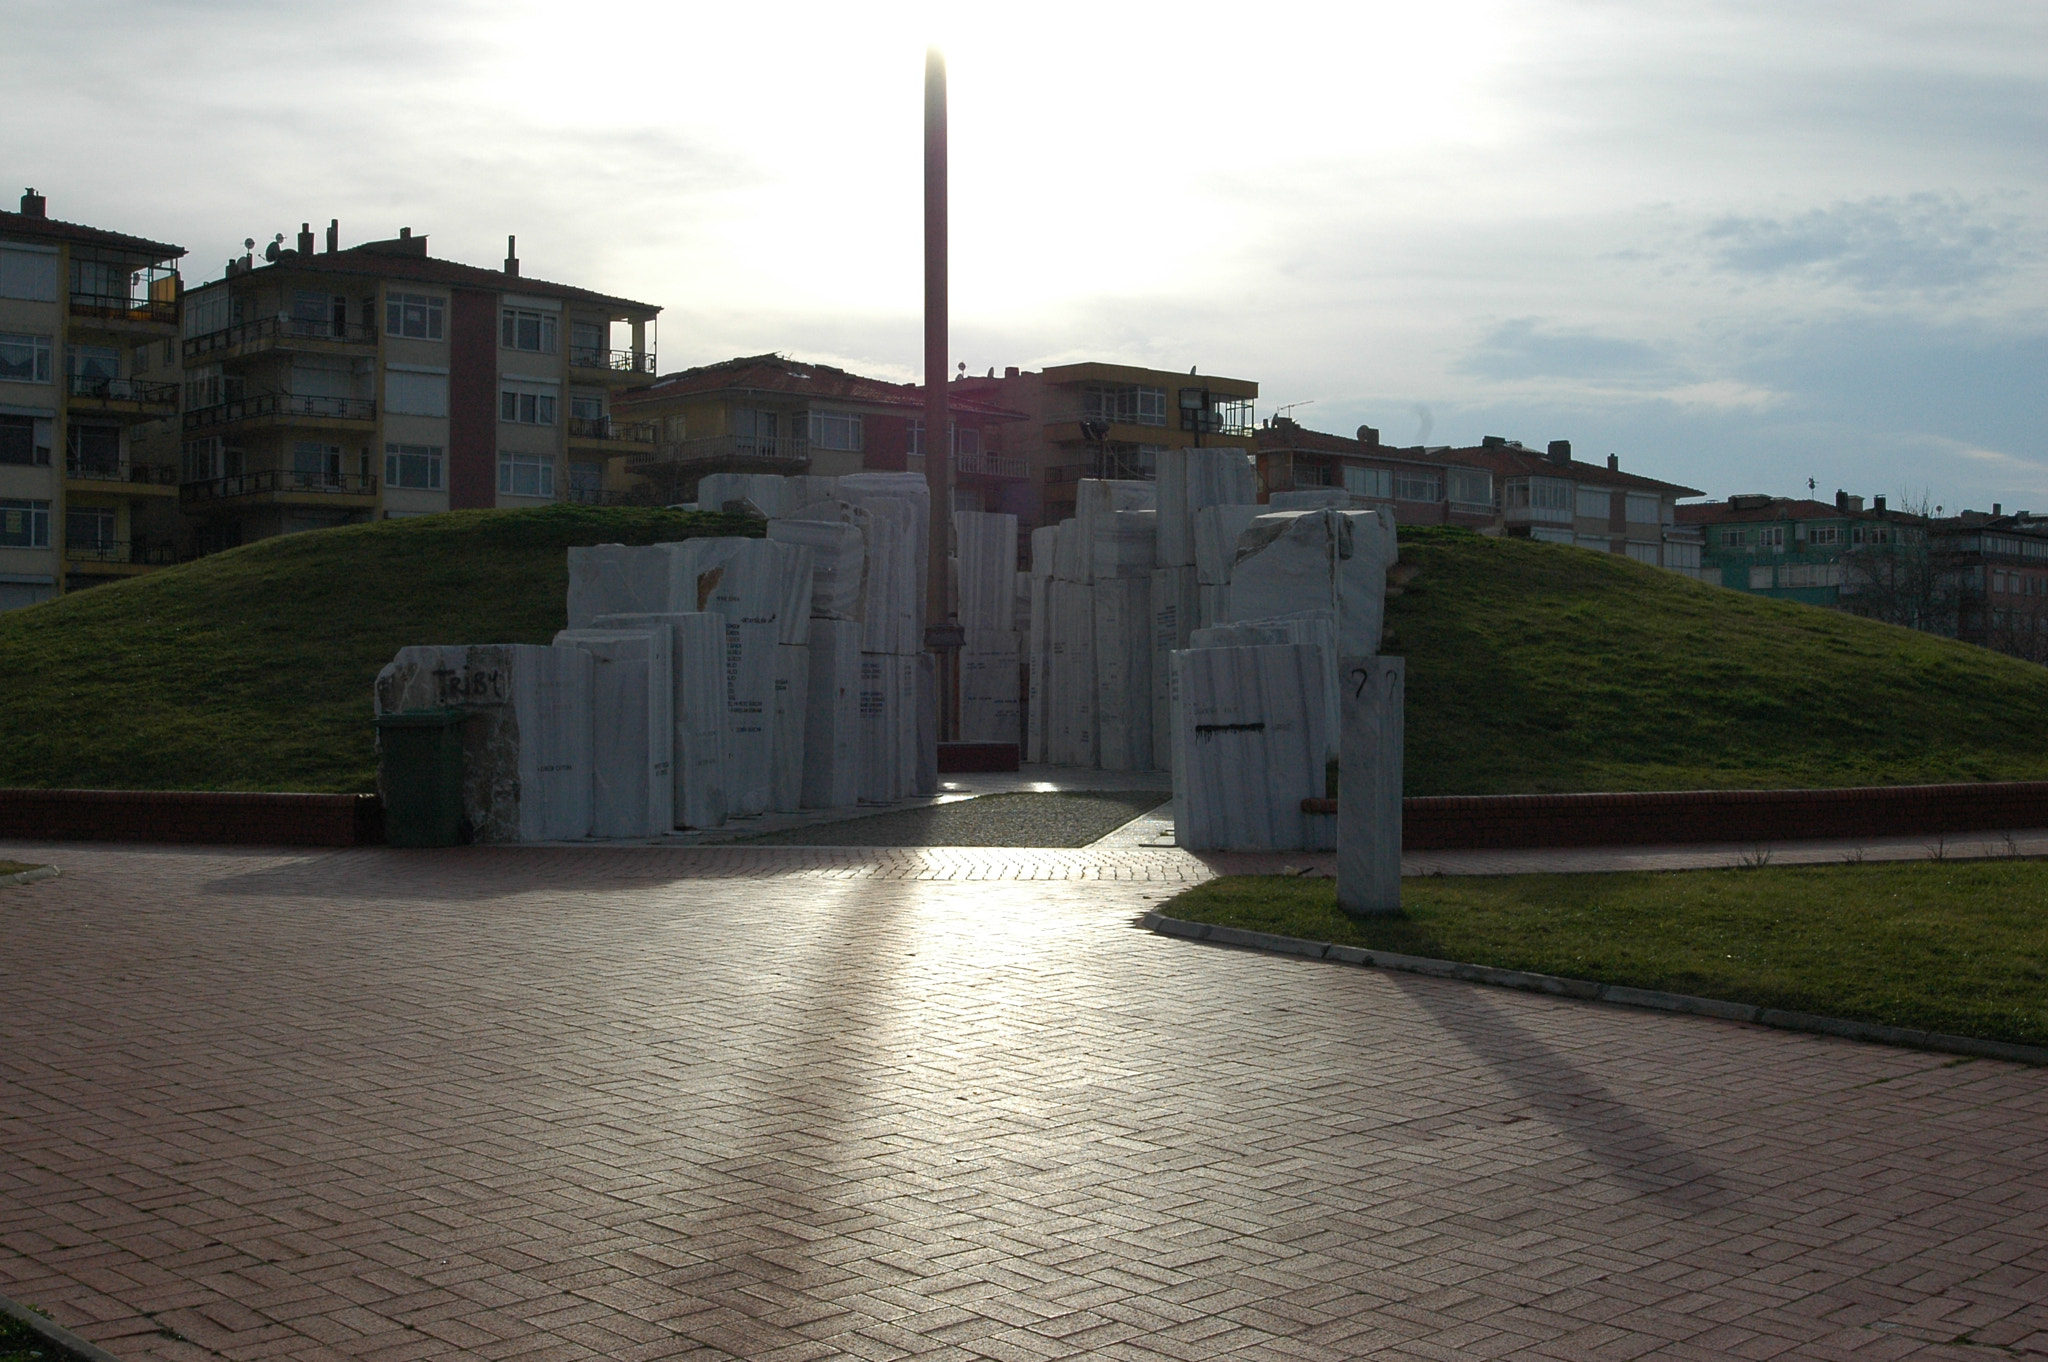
[[612, 354, 1027, 507], [1678, 492, 1937, 618], [1256, 420, 1705, 573], [1935, 507, 2048, 662]]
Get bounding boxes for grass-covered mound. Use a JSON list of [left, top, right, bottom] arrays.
[[1163, 862, 2048, 1047], [1391, 527, 2048, 793], [4, 516, 2047, 796], [0, 506, 760, 793]]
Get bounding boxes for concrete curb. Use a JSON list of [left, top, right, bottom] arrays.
[[2, 864, 59, 887], [1142, 911, 2048, 1067], [0, 1291, 125, 1362]]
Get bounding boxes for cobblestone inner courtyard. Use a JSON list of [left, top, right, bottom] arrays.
[[2, 844, 2044, 1360]]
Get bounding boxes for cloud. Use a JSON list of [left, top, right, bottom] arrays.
[[1461, 319, 1671, 382], [1703, 193, 2027, 294]]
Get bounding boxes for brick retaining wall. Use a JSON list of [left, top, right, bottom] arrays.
[[0, 789, 382, 847], [1397, 782, 2048, 850]]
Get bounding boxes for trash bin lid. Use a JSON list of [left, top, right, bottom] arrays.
[[372, 708, 471, 730]]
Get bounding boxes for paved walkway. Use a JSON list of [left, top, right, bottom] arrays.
[[2, 841, 2044, 1361]]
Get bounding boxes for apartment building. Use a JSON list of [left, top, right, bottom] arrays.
[[948, 362, 1260, 529], [1940, 508, 2048, 661], [1255, 417, 1498, 529], [1, 189, 185, 609], [177, 223, 658, 550], [612, 354, 1027, 506]]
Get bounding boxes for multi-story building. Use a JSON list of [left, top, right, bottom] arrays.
[[612, 353, 1027, 507], [1933, 507, 2048, 660], [1679, 492, 1935, 613], [948, 362, 1260, 529], [177, 223, 658, 549], [1, 189, 185, 609], [1255, 418, 1499, 530]]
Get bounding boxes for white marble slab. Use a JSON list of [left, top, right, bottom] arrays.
[[589, 611, 727, 829], [374, 643, 595, 843], [1046, 580, 1097, 766], [857, 652, 904, 804], [801, 618, 862, 809], [955, 511, 1018, 637], [674, 537, 815, 647], [961, 644, 1021, 745], [1156, 447, 1258, 568], [1093, 576, 1153, 771], [566, 544, 673, 630], [1192, 611, 1340, 768], [1025, 575, 1051, 764], [1192, 504, 1265, 586], [1171, 642, 1330, 852], [1268, 489, 1372, 510], [772, 644, 809, 813], [553, 629, 675, 838], [1149, 566, 1198, 772], [721, 621, 779, 816], [1030, 525, 1058, 580], [837, 472, 930, 646], [1338, 655, 1404, 916], [1090, 508, 1158, 581], [1226, 507, 1397, 657], [914, 653, 937, 797]]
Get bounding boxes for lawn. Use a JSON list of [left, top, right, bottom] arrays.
[[0, 861, 43, 877], [0, 506, 759, 793], [1162, 860, 2048, 1046], [1389, 527, 2048, 793], [0, 1310, 82, 1362]]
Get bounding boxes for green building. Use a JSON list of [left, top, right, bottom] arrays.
[[1677, 493, 1929, 611]]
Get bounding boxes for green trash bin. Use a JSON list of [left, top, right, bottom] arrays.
[[373, 708, 470, 848]]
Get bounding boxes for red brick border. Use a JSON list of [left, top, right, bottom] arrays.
[[1396, 782, 2048, 850], [0, 789, 382, 847]]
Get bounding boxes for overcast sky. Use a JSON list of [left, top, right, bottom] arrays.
[[7, 0, 2041, 506]]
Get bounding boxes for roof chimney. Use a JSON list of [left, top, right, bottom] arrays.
[[399, 227, 411, 239], [504, 234, 519, 277], [1547, 440, 1572, 465], [326, 219, 338, 253], [1874, 495, 1887, 513], [1606, 453, 1618, 471], [19, 188, 45, 218], [1357, 425, 1380, 449], [297, 222, 314, 255], [1481, 435, 1506, 449], [1993, 502, 2003, 516]]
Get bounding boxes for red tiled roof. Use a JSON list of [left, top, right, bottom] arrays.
[[0, 208, 183, 261], [208, 242, 657, 314], [1676, 498, 1923, 526], [1257, 421, 1702, 497], [618, 354, 1027, 421]]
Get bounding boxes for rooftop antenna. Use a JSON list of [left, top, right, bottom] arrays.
[[1274, 400, 1315, 420]]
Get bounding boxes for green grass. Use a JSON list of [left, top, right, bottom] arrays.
[[0, 1309, 83, 1362], [1164, 862, 2048, 1046], [0, 861, 42, 877], [6, 515, 2048, 796], [1390, 527, 2048, 793], [0, 506, 760, 793]]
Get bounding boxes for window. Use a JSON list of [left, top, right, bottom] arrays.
[[1808, 525, 1842, 547], [1396, 471, 1442, 503], [385, 369, 449, 417], [290, 290, 348, 338], [1626, 493, 1661, 524], [570, 322, 605, 367], [183, 285, 230, 339], [0, 415, 53, 466], [1576, 486, 1612, 518], [1079, 383, 1168, 427], [1447, 469, 1491, 506], [66, 424, 121, 476], [1749, 565, 1774, 589], [1343, 465, 1393, 499], [67, 506, 115, 552], [292, 441, 342, 488], [955, 425, 980, 458], [1507, 476, 1572, 512], [1625, 542, 1660, 565], [384, 442, 444, 490], [68, 345, 120, 382], [385, 292, 445, 340], [570, 390, 605, 422], [500, 382, 557, 425], [1757, 525, 1785, 549], [69, 257, 126, 305], [0, 499, 51, 548], [0, 247, 59, 302], [809, 411, 863, 452], [569, 461, 604, 493], [1721, 527, 1745, 547], [0, 333, 53, 383], [498, 451, 555, 498], [132, 343, 151, 375], [908, 419, 974, 458], [501, 307, 557, 353]]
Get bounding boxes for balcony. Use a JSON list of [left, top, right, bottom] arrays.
[[567, 416, 658, 448], [183, 392, 376, 433], [182, 316, 377, 362], [952, 450, 1029, 480], [66, 373, 181, 418], [629, 434, 810, 472], [64, 457, 181, 494], [63, 539, 183, 568], [68, 291, 178, 332], [181, 469, 379, 505], [569, 346, 658, 379]]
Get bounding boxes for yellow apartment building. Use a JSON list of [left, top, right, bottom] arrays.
[[1, 189, 185, 608]]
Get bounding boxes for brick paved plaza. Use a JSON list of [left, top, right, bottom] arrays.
[[3, 843, 2045, 1361]]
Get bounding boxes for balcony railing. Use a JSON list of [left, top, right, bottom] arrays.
[[630, 434, 811, 469], [181, 470, 379, 503], [567, 416, 657, 443], [63, 539, 183, 566], [569, 345, 658, 375], [69, 292, 179, 326], [953, 450, 1029, 480], [184, 392, 376, 431], [66, 456, 181, 486], [66, 374, 181, 406], [182, 316, 376, 360]]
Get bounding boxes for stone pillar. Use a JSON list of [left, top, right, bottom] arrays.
[[1338, 656, 1403, 917]]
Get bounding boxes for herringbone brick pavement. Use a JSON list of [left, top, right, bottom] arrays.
[[1, 843, 2044, 1361]]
